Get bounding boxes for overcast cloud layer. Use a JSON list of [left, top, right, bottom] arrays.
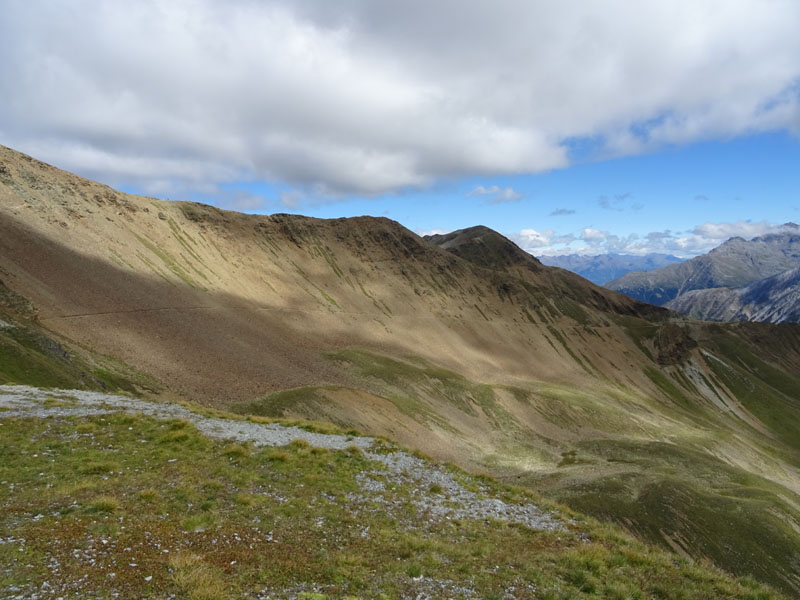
[[1, 0, 799, 199]]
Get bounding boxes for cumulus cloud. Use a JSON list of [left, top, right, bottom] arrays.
[[510, 228, 555, 248], [416, 228, 451, 237], [514, 221, 798, 257], [509, 229, 576, 250], [466, 185, 523, 204], [1, 1, 799, 198]]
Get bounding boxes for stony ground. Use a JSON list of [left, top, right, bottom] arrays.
[[0, 385, 561, 535]]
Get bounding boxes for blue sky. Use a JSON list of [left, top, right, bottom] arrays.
[[2, 1, 799, 257], [183, 131, 800, 257]]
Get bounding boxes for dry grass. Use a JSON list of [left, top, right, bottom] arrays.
[[169, 553, 229, 600]]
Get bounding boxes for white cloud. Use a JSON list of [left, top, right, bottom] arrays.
[[466, 185, 523, 204], [580, 228, 607, 242], [690, 220, 794, 241], [516, 221, 798, 257], [416, 228, 451, 237], [1, 1, 799, 198], [509, 228, 556, 249]]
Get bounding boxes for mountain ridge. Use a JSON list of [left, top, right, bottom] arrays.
[[538, 252, 684, 285], [606, 227, 800, 305], [665, 265, 800, 323], [2, 145, 800, 594]]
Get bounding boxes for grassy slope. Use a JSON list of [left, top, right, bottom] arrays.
[[0, 408, 784, 600], [0, 282, 151, 393], [235, 347, 800, 597]]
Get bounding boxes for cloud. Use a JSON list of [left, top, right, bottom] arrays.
[[580, 228, 607, 242], [467, 185, 523, 204], [279, 190, 303, 210], [1, 1, 799, 198], [416, 228, 451, 237], [513, 221, 798, 257], [598, 193, 639, 211], [509, 228, 556, 249], [689, 220, 794, 241], [550, 208, 575, 216], [694, 194, 710, 202]]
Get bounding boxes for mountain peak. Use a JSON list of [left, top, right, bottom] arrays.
[[424, 225, 543, 272]]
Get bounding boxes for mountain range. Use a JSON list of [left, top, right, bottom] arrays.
[[538, 252, 684, 285], [665, 265, 800, 323], [2, 145, 800, 595], [606, 227, 800, 305], [605, 227, 800, 325]]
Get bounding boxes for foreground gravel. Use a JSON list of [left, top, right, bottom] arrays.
[[0, 385, 563, 533]]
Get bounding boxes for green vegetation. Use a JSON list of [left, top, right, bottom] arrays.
[[705, 328, 800, 450], [0, 319, 145, 392], [0, 411, 785, 599], [232, 386, 337, 419], [527, 439, 800, 595], [133, 231, 200, 288], [326, 349, 512, 428]]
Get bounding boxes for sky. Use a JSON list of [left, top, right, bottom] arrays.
[[1, 0, 799, 257]]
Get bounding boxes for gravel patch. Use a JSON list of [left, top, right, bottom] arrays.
[[1, 385, 563, 533]]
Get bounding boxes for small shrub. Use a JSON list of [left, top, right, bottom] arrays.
[[289, 438, 311, 449], [345, 445, 363, 457], [202, 479, 225, 492], [169, 553, 229, 600], [234, 493, 256, 506], [428, 483, 443, 495], [159, 430, 190, 444], [266, 450, 289, 462], [412, 448, 432, 461], [222, 443, 250, 458], [181, 513, 215, 532], [87, 495, 121, 513], [138, 488, 159, 503], [76, 422, 99, 434], [80, 460, 119, 475], [407, 564, 422, 578]]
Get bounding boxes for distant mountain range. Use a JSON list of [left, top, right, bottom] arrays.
[[606, 226, 800, 307], [665, 265, 800, 323], [538, 253, 684, 285]]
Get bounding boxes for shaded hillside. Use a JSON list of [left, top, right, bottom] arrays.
[[665, 266, 800, 323], [538, 253, 683, 285], [606, 228, 800, 305], [2, 145, 800, 594]]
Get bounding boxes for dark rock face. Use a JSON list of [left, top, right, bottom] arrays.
[[653, 323, 698, 365]]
